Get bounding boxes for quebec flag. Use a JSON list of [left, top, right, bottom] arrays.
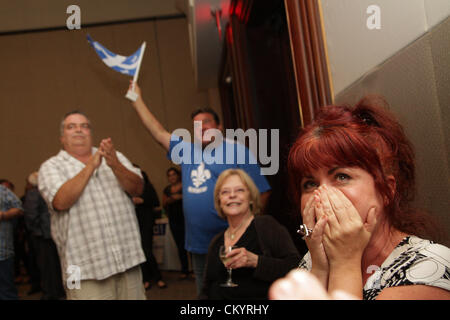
[[87, 34, 143, 76]]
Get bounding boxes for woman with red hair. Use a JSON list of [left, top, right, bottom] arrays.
[[270, 97, 450, 300]]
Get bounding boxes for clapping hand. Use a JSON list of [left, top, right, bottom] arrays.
[[99, 138, 120, 168], [88, 148, 103, 170]]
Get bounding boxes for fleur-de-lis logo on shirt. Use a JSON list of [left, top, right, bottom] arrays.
[[191, 162, 211, 188]]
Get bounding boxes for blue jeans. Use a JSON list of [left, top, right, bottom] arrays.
[[191, 253, 207, 296], [0, 257, 18, 300]]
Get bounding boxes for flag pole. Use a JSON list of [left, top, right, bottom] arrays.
[[132, 41, 146, 87], [126, 41, 146, 101]]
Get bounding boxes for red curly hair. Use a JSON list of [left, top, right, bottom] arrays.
[[288, 96, 439, 240]]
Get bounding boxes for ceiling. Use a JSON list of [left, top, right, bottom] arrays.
[[0, 0, 229, 89]]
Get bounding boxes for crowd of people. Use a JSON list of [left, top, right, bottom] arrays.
[[1, 85, 449, 300]]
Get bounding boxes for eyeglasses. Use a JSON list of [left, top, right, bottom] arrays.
[[65, 123, 91, 130], [220, 188, 247, 196]]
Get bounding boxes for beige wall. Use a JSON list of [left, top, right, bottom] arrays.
[[0, 0, 181, 32], [334, 18, 450, 245], [0, 17, 220, 201], [320, 0, 450, 96]]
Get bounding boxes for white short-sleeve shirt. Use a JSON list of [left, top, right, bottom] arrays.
[[38, 148, 145, 282]]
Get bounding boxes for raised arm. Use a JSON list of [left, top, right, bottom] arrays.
[[129, 81, 171, 151]]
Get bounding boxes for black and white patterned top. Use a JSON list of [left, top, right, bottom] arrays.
[[298, 236, 450, 300]]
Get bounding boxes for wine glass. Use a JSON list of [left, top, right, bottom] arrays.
[[219, 245, 238, 287]]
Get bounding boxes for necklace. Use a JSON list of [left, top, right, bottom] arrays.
[[227, 213, 251, 240]]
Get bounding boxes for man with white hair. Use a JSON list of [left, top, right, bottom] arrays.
[[38, 110, 146, 300]]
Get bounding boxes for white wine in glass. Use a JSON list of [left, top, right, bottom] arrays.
[[219, 245, 238, 287]]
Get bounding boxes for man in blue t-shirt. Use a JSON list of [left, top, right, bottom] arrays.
[[129, 82, 271, 294]]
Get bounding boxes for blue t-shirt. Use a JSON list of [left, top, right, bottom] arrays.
[[168, 135, 271, 254]]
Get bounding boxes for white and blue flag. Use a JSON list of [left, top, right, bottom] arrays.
[[87, 34, 144, 76]]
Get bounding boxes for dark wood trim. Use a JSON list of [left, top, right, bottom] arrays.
[[225, 13, 256, 130], [284, 0, 332, 126]]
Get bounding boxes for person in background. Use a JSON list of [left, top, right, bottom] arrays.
[[162, 167, 190, 280], [1, 179, 40, 295], [129, 81, 271, 294], [38, 110, 146, 300], [271, 97, 450, 300], [132, 165, 167, 290], [0, 182, 23, 299], [23, 172, 65, 300], [18, 179, 42, 296], [200, 169, 299, 299]]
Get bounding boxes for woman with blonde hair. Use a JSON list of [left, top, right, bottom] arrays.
[[200, 169, 299, 299]]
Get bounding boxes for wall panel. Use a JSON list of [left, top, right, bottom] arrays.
[[0, 18, 212, 200], [335, 18, 450, 244]]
